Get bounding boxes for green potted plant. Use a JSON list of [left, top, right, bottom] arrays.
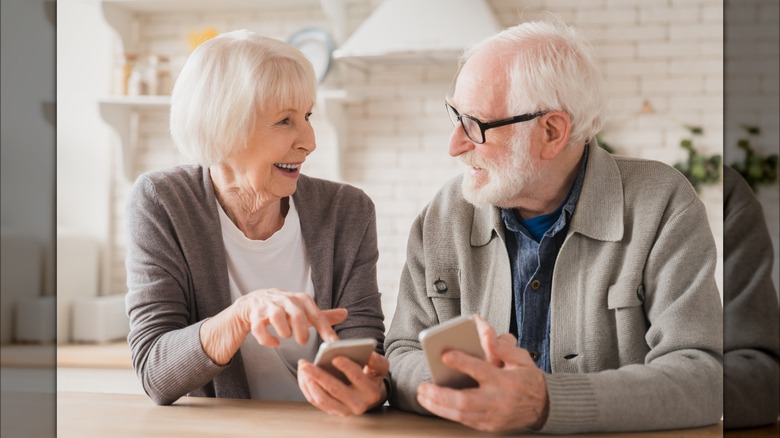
[[729, 126, 778, 191], [673, 125, 721, 192]]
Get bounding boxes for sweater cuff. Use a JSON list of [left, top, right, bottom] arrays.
[[147, 319, 229, 402], [538, 373, 599, 434]]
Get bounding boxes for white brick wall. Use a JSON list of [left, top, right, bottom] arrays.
[[106, 0, 738, 327]]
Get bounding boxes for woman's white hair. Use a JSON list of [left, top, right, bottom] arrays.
[[170, 29, 317, 166], [460, 20, 606, 148]]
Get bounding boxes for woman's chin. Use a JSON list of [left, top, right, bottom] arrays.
[[276, 181, 300, 198]]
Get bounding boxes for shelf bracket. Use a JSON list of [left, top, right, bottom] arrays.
[[99, 102, 138, 182]]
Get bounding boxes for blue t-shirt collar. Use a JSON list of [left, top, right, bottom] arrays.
[[501, 144, 589, 241]]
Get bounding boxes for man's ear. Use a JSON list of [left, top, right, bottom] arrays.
[[537, 111, 571, 160]]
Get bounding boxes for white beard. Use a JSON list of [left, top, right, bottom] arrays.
[[460, 134, 540, 208]]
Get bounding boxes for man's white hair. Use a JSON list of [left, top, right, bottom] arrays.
[[459, 20, 606, 148]]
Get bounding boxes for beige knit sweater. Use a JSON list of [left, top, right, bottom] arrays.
[[386, 145, 723, 434]]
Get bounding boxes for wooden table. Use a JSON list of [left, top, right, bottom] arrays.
[[1, 341, 132, 369], [56, 341, 132, 368], [54, 391, 736, 437]]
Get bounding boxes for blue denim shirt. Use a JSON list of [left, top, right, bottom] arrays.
[[500, 146, 588, 372]]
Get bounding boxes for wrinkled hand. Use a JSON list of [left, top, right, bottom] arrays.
[[200, 288, 347, 366], [239, 288, 347, 347], [416, 315, 549, 432], [298, 351, 389, 416]]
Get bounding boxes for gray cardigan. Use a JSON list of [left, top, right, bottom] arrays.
[[125, 165, 384, 405], [722, 165, 780, 428], [385, 145, 723, 434]]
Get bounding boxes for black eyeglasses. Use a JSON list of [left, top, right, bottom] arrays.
[[445, 101, 548, 144]]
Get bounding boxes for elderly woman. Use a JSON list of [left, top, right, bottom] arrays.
[[124, 30, 387, 416]]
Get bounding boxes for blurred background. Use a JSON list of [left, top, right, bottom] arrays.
[[1, 0, 778, 416]]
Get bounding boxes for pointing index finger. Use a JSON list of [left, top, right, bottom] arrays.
[[297, 295, 340, 342]]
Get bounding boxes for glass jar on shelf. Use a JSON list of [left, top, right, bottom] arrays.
[[112, 53, 137, 96], [127, 57, 149, 96], [146, 54, 173, 96]]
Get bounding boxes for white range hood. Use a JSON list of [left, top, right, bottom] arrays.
[[332, 0, 501, 64]]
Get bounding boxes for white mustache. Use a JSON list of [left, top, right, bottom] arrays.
[[459, 152, 491, 170]]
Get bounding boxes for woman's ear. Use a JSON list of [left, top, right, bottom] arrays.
[[538, 111, 571, 160]]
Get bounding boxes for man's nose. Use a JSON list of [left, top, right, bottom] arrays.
[[449, 125, 475, 157]]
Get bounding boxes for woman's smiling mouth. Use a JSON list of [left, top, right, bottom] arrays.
[[274, 163, 301, 173]]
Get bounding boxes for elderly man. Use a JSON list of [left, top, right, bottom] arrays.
[[385, 21, 723, 434]]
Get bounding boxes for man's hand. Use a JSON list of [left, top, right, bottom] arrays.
[[416, 316, 549, 432], [298, 351, 389, 416]]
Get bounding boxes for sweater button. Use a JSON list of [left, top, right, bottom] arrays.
[[434, 279, 448, 293], [530, 351, 540, 361], [530, 279, 541, 290]]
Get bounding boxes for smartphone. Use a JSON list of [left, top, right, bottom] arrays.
[[313, 338, 377, 384], [419, 315, 485, 389]]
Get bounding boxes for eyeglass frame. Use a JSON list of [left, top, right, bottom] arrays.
[[445, 101, 549, 144]]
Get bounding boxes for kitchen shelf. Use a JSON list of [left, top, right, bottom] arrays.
[[98, 0, 353, 182], [99, 96, 171, 181], [101, 0, 325, 55], [100, 95, 171, 107], [102, 0, 318, 12], [100, 91, 350, 182], [0, 344, 55, 368]]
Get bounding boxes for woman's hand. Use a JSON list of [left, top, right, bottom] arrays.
[[199, 288, 347, 366], [238, 288, 346, 347], [297, 351, 389, 416]]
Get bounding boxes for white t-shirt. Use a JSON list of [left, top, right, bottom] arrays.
[[217, 197, 317, 401]]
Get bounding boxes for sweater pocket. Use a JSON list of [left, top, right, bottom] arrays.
[[607, 278, 649, 365], [425, 268, 461, 322]]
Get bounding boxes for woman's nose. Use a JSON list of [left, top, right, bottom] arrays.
[[299, 123, 316, 154]]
